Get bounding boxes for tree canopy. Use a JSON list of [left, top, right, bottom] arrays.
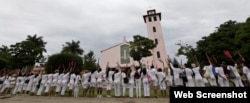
[[129, 35, 157, 67], [176, 17, 250, 66], [0, 34, 47, 70], [45, 53, 83, 73], [82, 50, 98, 71]]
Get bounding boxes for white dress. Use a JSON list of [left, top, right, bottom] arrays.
[[45, 74, 53, 92], [185, 68, 195, 87], [216, 67, 229, 87], [37, 74, 47, 96], [74, 75, 81, 97], [204, 65, 217, 86], [90, 71, 97, 87], [22, 76, 29, 91], [60, 72, 69, 95], [13, 76, 22, 94], [170, 63, 183, 86], [52, 73, 59, 86], [150, 68, 158, 86], [31, 75, 41, 93], [228, 65, 244, 87], [135, 69, 141, 98], [128, 71, 135, 98], [114, 71, 122, 97], [157, 71, 166, 90], [121, 72, 128, 96], [69, 73, 76, 90], [0, 76, 11, 93], [142, 72, 150, 97], [55, 73, 64, 92], [193, 67, 205, 87], [243, 66, 250, 82], [26, 75, 35, 91], [96, 71, 105, 88], [82, 73, 91, 89], [106, 71, 114, 90]]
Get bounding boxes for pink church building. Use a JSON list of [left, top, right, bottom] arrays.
[[100, 9, 169, 70]]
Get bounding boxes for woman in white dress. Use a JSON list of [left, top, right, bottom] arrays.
[[82, 70, 90, 97], [13, 72, 23, 95], [22, 74, 28, 94], [192, 63, 205, 87], [113, 68, 122, 98], [44, 72, 53, 96], [216, 63, 229, 87], [170, 63, 183, 87], [128, 65, 135, 98], [0, 74, 11, 94], [157, 68, 166, 97], [121, 69, 129, 97], [31, 72, 41, 95], [242, 63, 250, 85], [55, 72, 64, 96], [37, 71, 47, 96], [96, 68, 105, 98], [149, 65, 159, 97], [16, 72, 25, 95], [105, 67, 114, 98], [89, 69, 97, 97], [68, 72, 76, 97], [134, 67, 142, 98], [74, 72, 81, 98], [141, 68, 150, 98], [203, 63, 218, 87], [227, 61, 244, 87], [25, 73, 35, 94], [184, 64, 195, 87], [50, 69, 59, 96], [60, 70, 70, 96]]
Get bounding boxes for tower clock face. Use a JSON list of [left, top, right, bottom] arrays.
[[120, 45, 130, 64]]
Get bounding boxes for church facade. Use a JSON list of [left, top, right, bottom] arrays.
[[100, 9, 169, 70]]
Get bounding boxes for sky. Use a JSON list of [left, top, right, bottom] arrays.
[[1, 0, 250, 63]]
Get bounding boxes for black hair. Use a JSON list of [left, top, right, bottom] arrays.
[[114, 69, 119, 73], [91, 69, 96, 74], [158, 68, 163, 72], [173, 63, 179, 68], [106, 68, 110, 78], [184, 63, 191, 68], [35, 74, 39, 78], [142, 68, 147, 75], [243, 62, 250, 68], [75, 71, 80, 75], [151, 65, 154, 69], [204, 61, 210, 65], [98, 68, 102, 72], [227, 61, 235, 66]]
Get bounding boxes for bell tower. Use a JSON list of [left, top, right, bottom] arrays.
[[143, 9, 169, 69]]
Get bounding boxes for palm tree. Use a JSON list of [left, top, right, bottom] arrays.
[[61, 40, 84, 55], [26, 34, 47, 61]]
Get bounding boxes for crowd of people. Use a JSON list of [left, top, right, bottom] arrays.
[[0, 57, 250, 98], [0, 62, 167, 98], [168, 53, 250, 87]]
